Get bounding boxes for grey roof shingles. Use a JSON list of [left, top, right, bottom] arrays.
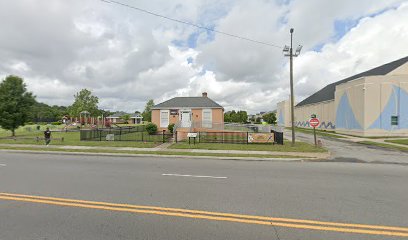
[[152, 97, 223, 109], [296, 56, 408, 107]]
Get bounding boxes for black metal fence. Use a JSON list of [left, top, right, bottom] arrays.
[[80, 126, 173, 143], [190, 131, 283, 144], [198, 131, 248, 144]]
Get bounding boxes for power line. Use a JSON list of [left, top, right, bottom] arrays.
[[100, 0, 283, 49]]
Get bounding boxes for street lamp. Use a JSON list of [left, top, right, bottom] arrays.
[[283, 28, 302, 146]]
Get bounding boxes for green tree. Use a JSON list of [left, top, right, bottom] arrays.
[[121, 114, 131, 124], [237, 110, 248, 123], [230, 110, 239, 122], [262, 112, 277, 124], [168, 123, 175, 133], [145, 122, 158, 135], [255, 117, 262, 124], [224, 111, 231, 122], [0, 75, 35, 136], [100, 109, 113, 117], [142, 99, 155, 122], [68, 89, 100, 117], [224, 110, 248, 123], [28, 101, 68, 122]]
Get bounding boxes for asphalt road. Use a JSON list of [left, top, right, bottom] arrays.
[[287, 130, 408, 164], [1, 152, 408, 240]]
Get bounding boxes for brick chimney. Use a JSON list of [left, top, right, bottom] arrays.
[[202, 92, 208, 97]]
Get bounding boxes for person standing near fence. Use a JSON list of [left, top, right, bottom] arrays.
[[44, 127, 51, 146]]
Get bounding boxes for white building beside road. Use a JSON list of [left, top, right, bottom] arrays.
[[277, 56, 408, 137]]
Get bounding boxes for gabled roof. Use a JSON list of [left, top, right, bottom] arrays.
[[296, 56, 408, 107], [152, 97, 223, 109], [108, 112, 142, 118], [130, 113, 142, 118]]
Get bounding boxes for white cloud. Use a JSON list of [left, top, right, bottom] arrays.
[[0, 0, 407, 114], [293, 2, 408, 101]]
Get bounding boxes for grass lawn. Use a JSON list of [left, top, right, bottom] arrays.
[[291, 127, 346, 139], [169, 141, 327, 153], [384, 139, 408, 145], [0, 126, 158, 148], [358, 141, 408, 152], [0, 146, 310, 159]]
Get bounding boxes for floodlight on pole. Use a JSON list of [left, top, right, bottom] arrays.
[[283, 28, 302, 146], [295, 45, 302, 55]]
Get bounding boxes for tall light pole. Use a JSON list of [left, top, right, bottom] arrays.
[[283, 28, 302, 146]]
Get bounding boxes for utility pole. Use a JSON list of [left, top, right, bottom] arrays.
[[283, 28, 302, 146]]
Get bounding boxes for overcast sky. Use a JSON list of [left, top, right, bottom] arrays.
[[1, 0, 408, 114]]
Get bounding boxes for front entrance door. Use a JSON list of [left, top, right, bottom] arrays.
[[180, 110, 191, 128]]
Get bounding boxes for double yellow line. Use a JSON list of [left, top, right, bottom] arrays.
[[1, 192, 408, 237]]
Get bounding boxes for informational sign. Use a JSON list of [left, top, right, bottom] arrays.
[[170, 109, 178, 115], [248, 133, 274, 143], [309, 118, 320, 128], [187, 132, 198, 138]]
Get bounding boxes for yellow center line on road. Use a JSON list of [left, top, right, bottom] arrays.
[[0, 193, 408, 238], [2, 192, 407, 233]]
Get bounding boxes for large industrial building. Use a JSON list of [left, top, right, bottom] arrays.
[[277, 56, 408, 137]]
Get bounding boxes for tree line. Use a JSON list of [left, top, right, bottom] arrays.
[[224, 110, 276, 124], [0, 75, 157, 136], [224, 110, 248, 123]]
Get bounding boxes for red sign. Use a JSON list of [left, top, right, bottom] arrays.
[[309, 118, 320, 128]]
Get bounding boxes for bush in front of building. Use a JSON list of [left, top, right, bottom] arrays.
[[145, 123, 158, 135], [168, 123, 175, 133]]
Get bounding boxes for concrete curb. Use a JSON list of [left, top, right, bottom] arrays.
[[0, 144, 330, 159], [0, 149, 319, 162]]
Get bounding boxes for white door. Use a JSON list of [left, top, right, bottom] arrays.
[[202, 109, 212, 128], [160, 110, 169, 127], [180, 111, 191, 128]]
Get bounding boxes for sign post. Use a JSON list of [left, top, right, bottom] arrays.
[[187, 132, 198, 145], [309, 115, 320, 146]]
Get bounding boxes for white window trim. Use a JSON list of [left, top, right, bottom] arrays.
[[179, 109, 192, 128], [202, 109, 212, 128], [160, 110, 169, 128]]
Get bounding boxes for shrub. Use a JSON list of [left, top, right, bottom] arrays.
[[51, 122, 62, 125], [145, 123, 158, 135], [168, 123, 175, 133]]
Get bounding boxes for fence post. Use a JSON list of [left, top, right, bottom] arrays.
[[198, 132, 200, 143], [175, 131, 177, 143], [247, 132, 249, 144], [162, 130, 165, 143], [99, 130, 102, 141], [119, 128, 122, 141]]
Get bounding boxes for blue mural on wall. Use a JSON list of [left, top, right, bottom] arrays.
[[295, 121, 310, 128], [369, 86, 408, 130], [319, 122, 336, 129], [278, 109, 284, 126], [295, 121, 335, 129], [335, 93, 363, 130], [400, 86, 408, 129]]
